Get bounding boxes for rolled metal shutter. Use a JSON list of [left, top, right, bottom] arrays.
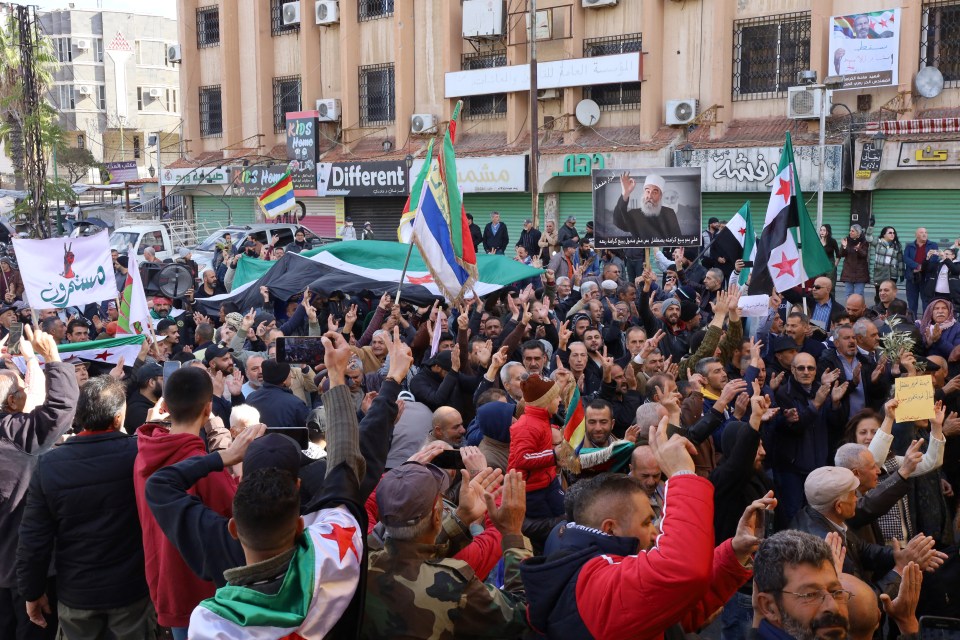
[[344, 196, 408, 241], [463, 193, 536, 242], [297, 197, 339, 240], [192, 196, 258, 228]]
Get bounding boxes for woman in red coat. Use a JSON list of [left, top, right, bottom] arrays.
[[508, 375, 564, 519]]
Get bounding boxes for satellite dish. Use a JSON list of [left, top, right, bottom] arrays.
[[156, 264, 195, 299], [575, 99, 601, 127], [915, 66, 944, 99]]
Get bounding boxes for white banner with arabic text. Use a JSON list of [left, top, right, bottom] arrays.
[[14, 231, 119, 309]]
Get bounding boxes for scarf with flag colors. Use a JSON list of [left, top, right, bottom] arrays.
[[117, 253, 151, 335], [258, 171, 297, 219], [58, 334, 145, 365], [747, 133, 833, 295], [562, 387, 585, 451], [578, 441, 635, 474]]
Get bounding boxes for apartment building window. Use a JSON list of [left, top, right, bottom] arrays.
[[137, 87, 144, 111], [54, 37, 72, 63], [359, 0, 394, 22], [921, 1, 960, 86], [77, 134, 85, 149], [58, 85, 75, 110], [133, 135, 141, 159], [199, 85, 223, 137], [97, 85, 106, 110], [273, 75, 302, 133], [166, 88, 178, 112], [732, 11, 811, 100], [359, 63, 395, 126], [197, 6, 220, 48], [583, 34, 642, 111], [93, 38, 104, 62], [271, 0, 300, 35], [462, 51, 507, 119]]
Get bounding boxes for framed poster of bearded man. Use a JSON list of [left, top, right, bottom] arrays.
[[592, 167, 702, 248]]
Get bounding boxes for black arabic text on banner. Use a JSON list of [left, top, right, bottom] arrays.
[[286, 111, 318, 196]]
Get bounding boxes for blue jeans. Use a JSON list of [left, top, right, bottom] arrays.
[[720, 591, 755, 640], [525, 477, 565, 518], [171, 627, 188, 640], [905, 275, 922, 318], [845, 282, 865, 298]]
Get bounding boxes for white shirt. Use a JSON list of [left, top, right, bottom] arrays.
[[936, 264, 950, 294]]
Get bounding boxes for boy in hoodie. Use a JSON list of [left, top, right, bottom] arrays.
[[133, 367, 238, 640]]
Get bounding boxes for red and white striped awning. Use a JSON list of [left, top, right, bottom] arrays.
[[864, 118, 960, 135]]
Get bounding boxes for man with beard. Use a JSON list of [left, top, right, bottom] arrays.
[[637, 269, 693, 362], [598, 354, 643, 437], [124, 363, 164, 433], [576, 399, 641, 476], [613, 173, 683, 242], [753, 530, 852, 640], [426, 406, 466, 447]]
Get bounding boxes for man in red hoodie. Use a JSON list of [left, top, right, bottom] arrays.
[[133, 367, 238, 640], [508, 375, 564, 519]]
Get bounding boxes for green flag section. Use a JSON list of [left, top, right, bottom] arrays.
[[784, 133, 834, 281], [59, 335, 146, 365], [231, 240, 543, 297]]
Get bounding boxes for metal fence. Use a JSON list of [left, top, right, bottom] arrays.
[[921, 1, 960, 86]]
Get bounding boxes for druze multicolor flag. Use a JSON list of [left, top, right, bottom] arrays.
[[398, 138, 434, 243], [258, 171, 297, 219], [117, 253, 151, 335], [563, 386, 586, 451], [747, 133, 832, 295], [14, 230, 118, 310], [58, 334, 145, 365]]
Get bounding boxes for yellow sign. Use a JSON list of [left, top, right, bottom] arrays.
[[894, 375, 936, 422], [855, 170, 872, 179], [915, 146, 948, 162]]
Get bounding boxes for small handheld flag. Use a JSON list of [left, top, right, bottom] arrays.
[[258, 171, 297, 219]]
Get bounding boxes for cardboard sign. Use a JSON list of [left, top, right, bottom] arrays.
[[737, 294, 771, 318], [894, 375, 935, 422]]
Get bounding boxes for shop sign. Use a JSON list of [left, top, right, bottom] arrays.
[[105, 161, 139, 184], [316, 161, 408, 197], [896, 142, 960, 168], [160, 166, 230, 187], [231, 164, 290, 197], [677, 145, 844, 192], [409, 155, 527, 193], [856, 141, 883, 179], [286, 111, 319, 195], [552, 153, 605, 177]]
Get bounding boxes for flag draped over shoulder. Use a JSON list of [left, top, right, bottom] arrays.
[[117, 253, 151, 335], [747, 133, 833, 295], [258, 171, 297, 219], [563, 387, 585, 451], [407, 101, 478, 302]]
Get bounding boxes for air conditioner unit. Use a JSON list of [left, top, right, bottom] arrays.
[[282, 2, 301, 26], [76, 85, 92, 96], [315, 0, 339, 24], [787, 85, 828, 119], [665, 99, 698, 125], [316, 98, 341, 122], [167, 44, 182, 63], [583, 0, 618, 7], [462, 0, 505, 39], [537, 89, 561, 101], [148, 87, 163, 99], [411, 114, 438, 135], [75, 39, 90, 50]]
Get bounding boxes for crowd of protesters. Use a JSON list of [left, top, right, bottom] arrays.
[[0, 214, 958, 640]]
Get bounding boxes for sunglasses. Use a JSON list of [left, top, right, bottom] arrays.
[[793, 365, 816, 372], [812, 285, 826, 290]]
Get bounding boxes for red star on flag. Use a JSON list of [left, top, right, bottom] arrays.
[[94, 350, 113, 361], [737, 226, 747, 237], [321, 523, 359, 562], [772, 251, 800, 278], [775, 175, 792, 205], [878, 18, 888, 27], [407, 274, 433, 285]]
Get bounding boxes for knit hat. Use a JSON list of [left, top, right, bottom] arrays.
[[224, 312, 244, 331], [521, 374, 559, 409], [601, 279, 618, 292], [805, 466, 859, 510], [679, 300, 699, 323], [253, 312, 276, 328], [662, 298, 680, 313], [262, 359, 291, 385]]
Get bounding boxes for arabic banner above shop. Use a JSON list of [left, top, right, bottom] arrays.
[[316, 161, 408, 197], [896, 142, 960, 168], [676, 145, 844, 192], [105, 161, 139, 184], [231, 164, 291, 197], [409, 155, 527, 193], [539, 150, 672, 192], [160, 166, 231, 187]]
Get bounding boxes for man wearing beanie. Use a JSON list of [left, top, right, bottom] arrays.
[[508, 375, 565, 523], [245, 359, 309, 432], [791, 466, 945, 593]]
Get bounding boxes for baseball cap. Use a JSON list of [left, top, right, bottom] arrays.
[[524, 219, 533, 225], [203, 344, 234, 363], [773, 335, 799, 353], [136, 362, 163, 385], [376, 462, 450, 526], [562, 239, 578, 250], [425, 350, 453, 372], [244, 433, 302, 476]]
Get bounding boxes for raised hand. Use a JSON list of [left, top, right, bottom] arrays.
[[824, 531, 847, 575], [484, 469, 526, 536], [880, 562, 922, 636], [386, 326, 413, 381], [620, 171, 636, 199], [648, 414, 697, 478], [898, 439, 925, 478], [831, 381, 849, 405], [731, 490, 777, 564]]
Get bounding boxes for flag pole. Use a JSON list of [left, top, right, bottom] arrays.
[[395, 240, 415, 306]]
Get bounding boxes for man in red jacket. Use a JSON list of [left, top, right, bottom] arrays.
[[508, 375, 564, 519], [522, 416, 773, 639], [133, 367, 238, 640]]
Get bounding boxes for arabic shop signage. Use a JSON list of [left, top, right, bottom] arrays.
[[160, 167, 231, 187], [856, 141, 883, 179], [676, 145, 844, 192], [896, 142, 960, 168], [316, 161, 408, 197], [231, 164, 292, 197], [408, 155, 528, 193], [105, 161, 139, 184], [552, 153, 605, 177], [286, 111, 319, 196]]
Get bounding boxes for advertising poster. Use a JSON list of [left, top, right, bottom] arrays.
[[829, 9, 900, 88], [285, 111, 318, 196]]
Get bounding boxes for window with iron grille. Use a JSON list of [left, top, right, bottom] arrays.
[[462, 51, 508, 119], [133, 135, 141, 159], [199, 85, 223, 138], [359, 0, 394, 22], [197, 6, 220, 48], [271, 0, 300, 36], [921, 1, 960, 87], [273, 75, 302, 133], [77, 134, 85, 149], [583, 34, 642, 111], [359, 63, 395, 126], [732, 12, 811, 100]]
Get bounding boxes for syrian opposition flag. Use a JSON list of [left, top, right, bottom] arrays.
[[58, 335, 146, 365], [117, 253, 151, 335], [748, 133, 833, 295], [707, 201, 756, 283]]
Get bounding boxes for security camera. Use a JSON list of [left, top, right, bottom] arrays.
[[796, 70, 818, 85]]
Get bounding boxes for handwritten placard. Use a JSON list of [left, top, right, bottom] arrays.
[[894, 375, 935, 422], [738, 295, 771, 318]]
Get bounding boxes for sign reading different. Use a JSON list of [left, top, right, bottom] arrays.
[[316, 161, 408, 197], [829, 9, 900, 89], [105, 161, 139, 184], [409, 155, 527, 193], [677, 145, 844, 192], [286, 111, 319, 196], [231, 164, 291, 197], [160, 167, 231, 186]]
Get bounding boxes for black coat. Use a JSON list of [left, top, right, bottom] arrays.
[[246, 383, 309, 430], [517, 227, 542, 258], [482, 222, 509, 254], [468, 223, 483, 252], [817, 347, 891, 412], [710, 423, 772, 545], [124, 391, 156, 434], [409, 368, 473, 414], [16, 431, 148, 609]]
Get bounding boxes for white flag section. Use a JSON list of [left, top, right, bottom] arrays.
[[14, 231, 118, 310], [763, 165, 807, 292], [59, 335, 145, 365], [117, 253, 152, 335]]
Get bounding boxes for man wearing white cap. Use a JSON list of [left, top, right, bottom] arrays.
[[614, 172, 683, 242]]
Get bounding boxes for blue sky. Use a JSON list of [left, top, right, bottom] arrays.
[[27, 0, 177, 20]]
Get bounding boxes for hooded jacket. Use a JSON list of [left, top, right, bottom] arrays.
[[133, 422, 237, 628], [521, 475, 751, 639], [508, 405, 557, 492]]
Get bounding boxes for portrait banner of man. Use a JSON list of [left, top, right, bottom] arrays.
[[829, 9, 900, 89], [591, 167, 702, 249]]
